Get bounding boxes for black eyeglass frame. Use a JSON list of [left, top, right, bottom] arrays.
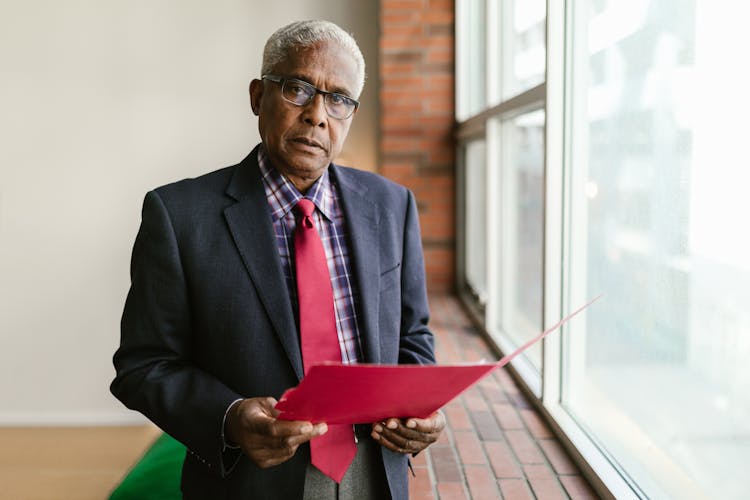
[[261, 74, 359, 120]]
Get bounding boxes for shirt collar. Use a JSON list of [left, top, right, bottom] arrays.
[[257, 144, 335, 222]]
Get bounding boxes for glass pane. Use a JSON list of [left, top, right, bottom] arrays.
[[497, 110, 545, 370], [564, 1, 750, 498], [459, 0, 486, 118], [464, 139, 488, 301], [498, 0, 546, 100]]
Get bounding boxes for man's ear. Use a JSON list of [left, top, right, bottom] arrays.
[[249, 79, 263, 116]]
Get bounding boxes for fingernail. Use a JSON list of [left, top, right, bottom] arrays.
[[374, 424, 383, 433], [371, 432, 380, 440], [387, 420, 398, 429], [317, 423, 328, 435], [407, 420, 417, 428]]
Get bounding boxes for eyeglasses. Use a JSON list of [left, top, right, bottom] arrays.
[[261, 74, 359, 120]]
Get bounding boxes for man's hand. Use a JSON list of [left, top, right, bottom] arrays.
[[370, 411, 445, 455], [225, 397, 327, 468]]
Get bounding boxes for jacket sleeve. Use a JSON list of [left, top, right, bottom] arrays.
[[397, 189, 436, 366], [110, 190, 242, 477]]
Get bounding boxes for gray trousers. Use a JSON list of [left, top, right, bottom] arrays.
[[303, 427, 391, 500]]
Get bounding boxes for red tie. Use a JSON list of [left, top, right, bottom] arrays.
[[293, 198, 356, 483]]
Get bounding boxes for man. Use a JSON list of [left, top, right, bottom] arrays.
[[111, 20, 444, 499]]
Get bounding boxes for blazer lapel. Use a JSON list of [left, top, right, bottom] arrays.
[[223, 149, 303, 381], [332, 166, 382, 364]]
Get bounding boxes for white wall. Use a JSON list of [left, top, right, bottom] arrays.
[[0, 0, 379, 425]]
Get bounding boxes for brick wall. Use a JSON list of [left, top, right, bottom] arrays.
[[379, 0, 456, 292]]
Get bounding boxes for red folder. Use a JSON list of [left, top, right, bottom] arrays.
[[275, 296, 600, 424]]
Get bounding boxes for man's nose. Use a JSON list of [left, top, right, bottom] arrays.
[[302, 93, 327, 127]]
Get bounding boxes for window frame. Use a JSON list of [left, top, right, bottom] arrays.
[[455, 0, 644, 498]]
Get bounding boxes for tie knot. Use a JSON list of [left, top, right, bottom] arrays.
[[295, 198, 316, 218]]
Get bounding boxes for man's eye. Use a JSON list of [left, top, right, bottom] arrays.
[[289, 85, 307, 95], [329, 94, 346, 105]]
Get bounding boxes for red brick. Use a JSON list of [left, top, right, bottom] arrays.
[[422, 61, 454, 74], [381, 74, 424, 88], [462, 342, 493, 362], [383, 0, 425, 11], [427, 146, 456, 164], [453, 430, 485, 465], [505, 430, 545, 464], [381, 88, 424, 102], [477, 378, 505, 401], [495, 369, 520, 395], [528, 477, 567, 500], [484, 441, 523, 479], [424, 36, 454, 51], [381, 162, 417, 177], [435, 427, 451, 446], [465, 465, 501, 499], [411, 449, 428, 466], [418, 195, 454, 213], [498, 478, 534, 500], [559, 475, 599, 499], [382, 11, 422, 26], [430, 445, 461, 482], [523, 463, 554, 479], [444, 400, 472, 430], [381, 137, 422, 153], [381, 116, 420, 132], [519, 408, 554, 439], [422, 10, 454, 24], [422, 248, 454, 291], [381, 36, 425, 51], [420, 220, 454, 241], [426, 274, 453, 293], [434, 336, 461, 363], [539, 439, 579, 475], [471, 410, 503, 441], [428, 0, 454, 8], [419, 197, 454, 215], [408, 465, 436, 500], [462, 387, 489, 412], [424, 93, 454, 112], [382, 21, 424, 38], [425, 73, 454, 89], [381, 61, 420, 76], [382, 99, 423, 115], [436, 482, 467, 500], [381, 50, 423, 63], [493, 402, 525, 430]]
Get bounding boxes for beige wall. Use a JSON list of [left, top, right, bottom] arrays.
[[0, 0, 378, 424]]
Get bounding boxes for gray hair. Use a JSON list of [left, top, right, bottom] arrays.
[[261, 20, 366, 98]]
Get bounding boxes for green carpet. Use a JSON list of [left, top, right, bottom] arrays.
[[109, 433, 185, 500]]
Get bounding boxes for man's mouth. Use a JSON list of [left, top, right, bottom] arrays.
[[292, 137, 325, 151]]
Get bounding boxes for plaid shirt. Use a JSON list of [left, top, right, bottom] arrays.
[[257, 146, 363, 364]]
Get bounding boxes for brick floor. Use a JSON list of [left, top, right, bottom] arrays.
[[409, 294, 600, 499]]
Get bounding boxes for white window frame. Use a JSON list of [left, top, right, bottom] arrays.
[[455, 1, 648, 497]]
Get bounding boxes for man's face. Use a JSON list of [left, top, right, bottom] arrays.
[[250, 41, 359, 190]]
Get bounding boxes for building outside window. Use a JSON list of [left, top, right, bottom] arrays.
[[456, 1, 750, 498]]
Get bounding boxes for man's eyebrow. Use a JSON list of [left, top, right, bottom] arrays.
[[287, 73, 354, 98]]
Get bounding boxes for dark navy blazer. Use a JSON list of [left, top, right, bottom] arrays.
[[111, 146, 435, 499]]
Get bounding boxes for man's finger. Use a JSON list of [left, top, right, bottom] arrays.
[[373, 428, 428, 454], [273, 422, 328, 448], [405, 411, 445, 433]]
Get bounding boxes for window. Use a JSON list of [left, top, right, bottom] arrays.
[[462, 139, 488, 303], [456, 0, 750, 498], [457, 0, 547, 387], [562, 1, 750, 498], [497, 110, 545, 371]]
